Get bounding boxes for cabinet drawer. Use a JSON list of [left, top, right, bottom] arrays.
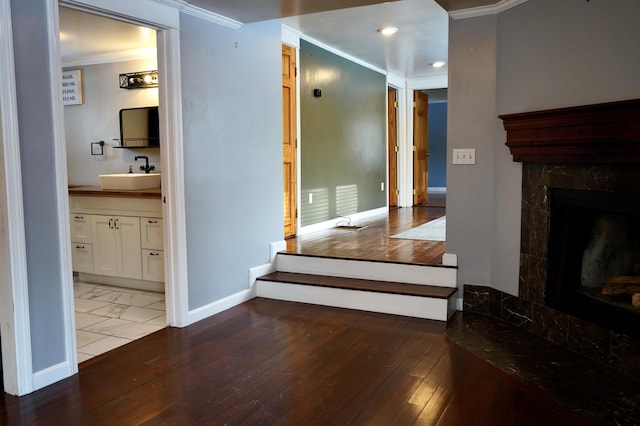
[[142, 249, 164, 282], [141, 217, 163, 250], [71, 243, 93, 274], [70, 214, 92, 243]]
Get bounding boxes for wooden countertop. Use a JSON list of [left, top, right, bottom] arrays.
[[68, 185, 162, 199]]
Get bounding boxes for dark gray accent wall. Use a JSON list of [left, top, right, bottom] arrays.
[[180, 15, 282, 309], [428, 102, 447, 188], [299, 40, 386, 226], [11, 0, 65, 370]]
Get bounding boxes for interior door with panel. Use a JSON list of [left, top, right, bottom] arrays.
[[388, 87, 398, 207], [282, 43, 297, 237], [413, 91, 429, 205]]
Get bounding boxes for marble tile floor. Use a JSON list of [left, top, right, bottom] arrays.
[[446, 312, 640, 425], [74, 280, 166, 363]]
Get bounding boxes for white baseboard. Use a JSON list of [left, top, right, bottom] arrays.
[[249, 262, 275, 290], [298, 207, 387, 236], [270, 240, 286, 261], [32, 361, 75, 392], [428, 187, 447, 193], [186, 288, 255, 326]]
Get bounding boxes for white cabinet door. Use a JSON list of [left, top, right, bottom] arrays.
[[141, 217, 163, 250], [71, 243, 93, 273], [142, 249, 164, 282], [92, 215, 118, 276], [115, 216, 142, 280], [70, 214, 92, 244], [92, 215, 142, 279]]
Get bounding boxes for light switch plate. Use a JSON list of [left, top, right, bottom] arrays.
[[452, 148, 476, 165]]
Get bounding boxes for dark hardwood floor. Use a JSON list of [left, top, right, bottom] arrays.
[[286, 206, 446, 265], [0, 202, 603, 424], [0, 299, 591, 425]]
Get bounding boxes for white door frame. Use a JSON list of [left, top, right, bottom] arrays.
[[0, 0, 190, 395], [56, 2, 190, 327]]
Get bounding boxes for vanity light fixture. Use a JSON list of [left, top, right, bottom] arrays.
[[119, 70, 158, 89], [377, 26, 398, 36]]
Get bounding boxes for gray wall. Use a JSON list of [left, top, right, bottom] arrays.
[[299, 40, 386, 226], [11, 0, 66, 371], [64, 58, 160, 186], [446, 14, 498, 289], [447, 0, 640, 295], [180, 15, 282, 309]]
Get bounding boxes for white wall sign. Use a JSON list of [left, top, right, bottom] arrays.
[[62, 69, 83, 105]]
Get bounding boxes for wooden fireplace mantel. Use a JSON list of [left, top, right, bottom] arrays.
[[499, 98, 640, 164]]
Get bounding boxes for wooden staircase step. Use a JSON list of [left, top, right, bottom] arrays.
[[258, 271, 457, 299]]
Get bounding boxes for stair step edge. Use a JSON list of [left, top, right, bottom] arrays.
[[257, 271, 457, 299]]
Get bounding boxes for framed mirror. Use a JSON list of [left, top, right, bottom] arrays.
[[119, 106, 159, 148]]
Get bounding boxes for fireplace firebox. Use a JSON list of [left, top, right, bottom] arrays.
[[547, 188, 640, 339]]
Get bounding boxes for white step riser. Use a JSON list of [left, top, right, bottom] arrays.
[[276, 255, 457, 288], [256, 281, 456, 321]]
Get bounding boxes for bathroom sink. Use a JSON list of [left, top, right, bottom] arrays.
[[99, 173, 161, 190]]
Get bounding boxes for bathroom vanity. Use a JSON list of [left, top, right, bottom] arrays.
[[69, 186, 164, 292]]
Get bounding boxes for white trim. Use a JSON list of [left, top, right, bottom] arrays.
[[157, 28, 190, 328], [270, 240, 287, 262], [32, 361, 76, 391], [249, 262, 275, 293], [0, 0, 33, 397], [386, 73, 405, 89], [300, 34, 387, 76], [402, 89, 416, 207], [281, 24, 301, 49], [442, 253, 458, 267], [186, 289, 255, 325], [298, 207, 388, 236], [60, 0, 180, 29], [407, 76, 448, 90], [257, 281, 453, 321], [46, 0, 78, 380], [277, 254, 457, 287], [428, 186, 447, 193], [450, 0, 528, 20], [155, 0, 242, 29]]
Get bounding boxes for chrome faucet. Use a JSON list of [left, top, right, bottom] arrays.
[[134, 155, 155, 174]]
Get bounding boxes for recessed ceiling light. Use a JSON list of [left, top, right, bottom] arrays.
[[431, 61, 446, 68], [377, 26, 398, 36]]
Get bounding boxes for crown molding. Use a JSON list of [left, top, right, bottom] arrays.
[[450, 0, 527, 20], [154, 0, 242, 29]]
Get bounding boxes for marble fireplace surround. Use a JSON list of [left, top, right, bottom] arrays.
[[464, 99, 640, 380]]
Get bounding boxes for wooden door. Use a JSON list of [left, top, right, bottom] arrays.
[[388, 88, 398, 207], [282, 44, 297, 237], [413, 91, 429, 205]]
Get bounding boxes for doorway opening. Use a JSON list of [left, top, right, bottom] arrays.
[[60, 6, 167, 363]]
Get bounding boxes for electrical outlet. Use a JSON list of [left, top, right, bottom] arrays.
[[452, 148, 476, 165]]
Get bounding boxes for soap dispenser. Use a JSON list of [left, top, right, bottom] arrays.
[[128, 165, 133, 174]]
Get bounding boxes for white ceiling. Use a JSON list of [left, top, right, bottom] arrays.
[[59, 0, 449, 81], [59, 7, 157, 67]]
